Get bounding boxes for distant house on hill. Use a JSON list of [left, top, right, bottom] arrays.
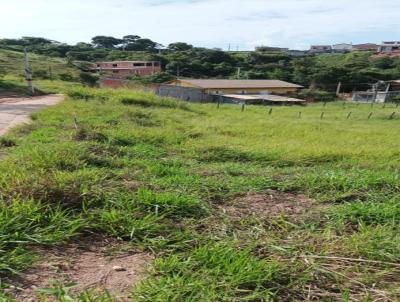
[[157, 79, 304, 104], [379, 41, 400, 53], [352, 43, 379, 51], [94, 61, 161, 78], [309, 45, 332, 54], [332, 43, 352, 52]]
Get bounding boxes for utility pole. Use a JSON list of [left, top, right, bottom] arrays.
[[236, 67, 241, 79], [372, 82, 378, 103], [24, 47, 35, 95], [48, 66, 53, 82], [336, 82, 342, 97], [384, 83, 391, 103]]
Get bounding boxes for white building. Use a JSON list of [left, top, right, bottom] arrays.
[[332, 43, 353, 52], [379, 41, 400, 52]]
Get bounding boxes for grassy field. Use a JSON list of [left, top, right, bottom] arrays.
[[0, 86, 399, 301], [0, 48, 80, 97], [0, 48, 79, 82]]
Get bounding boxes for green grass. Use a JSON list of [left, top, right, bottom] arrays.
[[0, 48, 79, 80], [0, 86, 399, 301]]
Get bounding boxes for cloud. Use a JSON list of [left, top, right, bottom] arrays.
[[0, 0, 399, 50]]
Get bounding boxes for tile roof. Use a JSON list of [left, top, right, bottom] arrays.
[[176, 79, 303, 89]]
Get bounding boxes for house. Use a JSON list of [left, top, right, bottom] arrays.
[[332, 43, 352, 52], [379, 41, 400, 53], [94, 61, 161, 78], [166, 79, 303, 95], [309, 45, 332, 54], [352, 43, 379, 51], [156, 79, 303, 103]]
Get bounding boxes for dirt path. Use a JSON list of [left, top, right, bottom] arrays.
[[0, 94, 63, 136]]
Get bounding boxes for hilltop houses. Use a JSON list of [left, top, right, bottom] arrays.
[[352, 43, 379, 51]]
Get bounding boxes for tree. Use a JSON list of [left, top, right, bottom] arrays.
[[168, 42, 193, 52], [79, 72, 99, 87], [371, 57, 395, 69], [122, 35, 141, 44], [292, 57, 316, 86], [21, 36, 54, 45], [91, 36, 122, 49], [123, 38, 160, 52]]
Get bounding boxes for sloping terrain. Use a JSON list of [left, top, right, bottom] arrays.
[[0, 87, 399, 301], [0, 49, 78, 79]]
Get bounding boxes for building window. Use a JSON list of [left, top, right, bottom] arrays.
[[238, 90, 247, 94], [96, 64, 100, 67], [146, 62, 153, 66], [154, 62, 160, 67], [112, 64, 118, 67], [113, 70, 119, 73], [133, 63, 145, 67]]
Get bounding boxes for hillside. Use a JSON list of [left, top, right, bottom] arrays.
[[0, 87, 399, 301], [0, 48, 79, 81]]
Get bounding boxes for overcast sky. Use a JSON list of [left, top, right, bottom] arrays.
[[1, 0, 399, 50]]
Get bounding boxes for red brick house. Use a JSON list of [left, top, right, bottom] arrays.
[[95, 61, 161, 78]]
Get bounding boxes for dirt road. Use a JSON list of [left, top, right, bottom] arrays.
[[0, 95, 63, 136]]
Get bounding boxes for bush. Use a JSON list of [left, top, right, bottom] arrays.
[[0, 137, 17, 147], [298, 89, 336, 102], [58, 72, 77, 82], [119, 94, 191, 111], [33, 69, 50, 79], [391, 95, 400, 103], [79, 72, 99, 87]]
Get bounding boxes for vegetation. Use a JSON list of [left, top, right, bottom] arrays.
[[2, 36, 400, 93], [0, 86, 399, 301]]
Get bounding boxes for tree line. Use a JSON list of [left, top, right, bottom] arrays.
[[1, 35, 400, 96]]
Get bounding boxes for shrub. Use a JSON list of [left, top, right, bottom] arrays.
[[0, 137, 17, 147], [33, 69, 50, 79], [298, 89, 336, 102], [79, 72, 99, 87], [58, 72, 77, 82]]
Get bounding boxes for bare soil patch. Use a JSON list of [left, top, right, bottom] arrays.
[[7, 237, 153, 302], [219, 190, 318, 220]]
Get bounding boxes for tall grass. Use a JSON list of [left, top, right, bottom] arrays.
[[0, 86, 399, 300]]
